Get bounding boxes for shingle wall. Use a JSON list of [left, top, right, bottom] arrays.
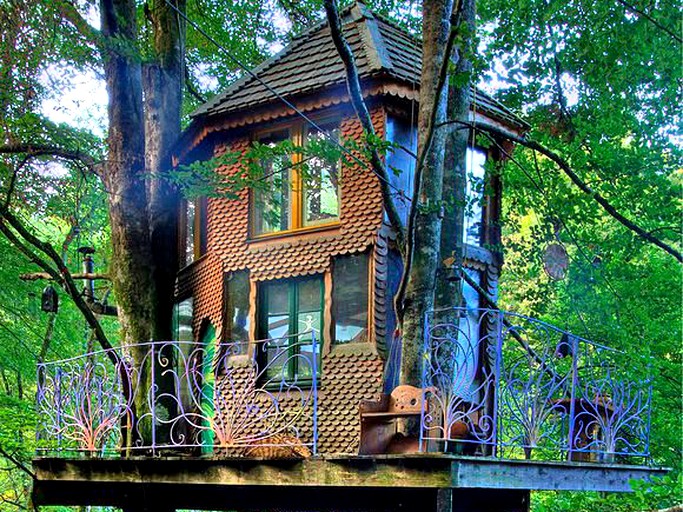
[[176, 106, 387, 455]]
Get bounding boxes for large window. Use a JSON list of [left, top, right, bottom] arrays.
[[252, 121, 340, 236], [258, 277, 322, 381], [332, 253, 369, 344]]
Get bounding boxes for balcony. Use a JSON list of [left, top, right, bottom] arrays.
[[35, 309, 652, 464]]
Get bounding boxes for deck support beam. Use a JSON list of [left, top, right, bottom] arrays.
[[32, 455, 665, 511]]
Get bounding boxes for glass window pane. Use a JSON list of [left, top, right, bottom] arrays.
[[254, 130, 291, 235], [264, 282, 290, 379], [297, 278, 322, 379], [332, 254, 369, 344], [259, 278, 322, 382], [303, 126, 339, 226], [385, 116, 417, 226], [226, 271, 250, 355], [463, 148, 486, 246], [455, 269, 481, 401], [185, 201, 195, 266]]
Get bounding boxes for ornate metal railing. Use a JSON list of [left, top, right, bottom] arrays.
[[420, 308, 652, 463], [36, 333, 318, 457]]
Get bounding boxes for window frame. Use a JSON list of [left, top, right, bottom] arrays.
[[249, 118, 341, 239], [331, 251, 372, 346], [179, 196, 207, 268], [257, 276, 324, 384]]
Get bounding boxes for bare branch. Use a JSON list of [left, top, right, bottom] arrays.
[[614, 0, 682, 43], [0, 446, 35, 479], [20, 272, 111, 281], [0, 209, 118, 360], [444, 120, 683, 263], [323, 0, 406, 248], [184, 65, 206, 103], [0, 143, 102, 176]]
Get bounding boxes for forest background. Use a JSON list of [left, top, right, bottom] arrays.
[[0, 0, 680, 510]]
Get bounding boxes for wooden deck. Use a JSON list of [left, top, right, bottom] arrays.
[[32, 454, 668, 511]]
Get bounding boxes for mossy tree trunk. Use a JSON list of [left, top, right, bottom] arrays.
[[399, 0, 454, 387], [434, 0, 475, 314], [100, 0, 184, 448]]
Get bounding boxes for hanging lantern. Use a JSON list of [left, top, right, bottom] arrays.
[[41, 285, 59, 313], [543, 243, 569, 281]]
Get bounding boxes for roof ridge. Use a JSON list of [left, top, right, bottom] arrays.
[[357, 5, 393, 73]]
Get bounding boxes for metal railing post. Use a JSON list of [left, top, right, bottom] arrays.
[[55, 366, 63, 452], [150, 342, 156, 456], [493, 309, 503, 459], [311, 331, 318, 456], [567, 334, 579, 461], [419, 310, 430, 453]]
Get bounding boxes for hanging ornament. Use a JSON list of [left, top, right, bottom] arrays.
[[41, 285, 59, 313], [543, 218, 569, 281], [543, 243, 569, 280]]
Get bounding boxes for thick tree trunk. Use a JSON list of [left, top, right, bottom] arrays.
[[434, 0, 476, 311], [101, 0, 154, 345], [143, 0, 184, 342], [101, 0, 155, 446], [400, 0, 453, 386], [142, 0, 185, 446]]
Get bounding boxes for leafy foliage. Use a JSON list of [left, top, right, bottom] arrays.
[[0, 0, 680, 510]]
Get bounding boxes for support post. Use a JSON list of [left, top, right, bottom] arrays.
[[436, 488, 453, 512]]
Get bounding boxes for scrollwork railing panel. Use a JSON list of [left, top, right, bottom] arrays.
[[36, 332, 318, 458], [421, 307, 651, 463]]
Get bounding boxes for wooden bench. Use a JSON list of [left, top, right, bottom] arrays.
[[358, 385, 428, 455]]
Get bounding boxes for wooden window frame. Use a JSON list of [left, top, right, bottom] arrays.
[[257, 276, 324, 383], [331, 251, 373, 346], [178, 197, 208, 269], [249, 118, 341, 240]]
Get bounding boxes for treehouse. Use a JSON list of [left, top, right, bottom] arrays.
[[32, 4, 663, 512]]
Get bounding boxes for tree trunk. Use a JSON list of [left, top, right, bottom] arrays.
[[143, 0, 184, 342], [400, 0, 453, 386], [142, 0, 185, 446], [434, 0, 475, 312], [101, 0, 155, 446]]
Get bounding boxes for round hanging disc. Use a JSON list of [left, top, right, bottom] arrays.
[[543, 243, 569, 280]]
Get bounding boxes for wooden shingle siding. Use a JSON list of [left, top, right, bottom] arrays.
[[206, 107, 385, 282], [317, 346, 384, 454]]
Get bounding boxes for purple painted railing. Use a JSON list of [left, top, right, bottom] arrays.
[[420, 308, 652, 463], [35, 310, 651, 463], [36, 333, 318, 457]]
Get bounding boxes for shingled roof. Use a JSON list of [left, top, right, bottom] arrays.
[[190, 2, 527, 131]]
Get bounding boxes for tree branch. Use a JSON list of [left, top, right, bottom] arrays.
[[323, 0, 406, 248], [20, 272, 111, 281], [0, 446, 35, 479], [443, 120, 683, 263], [0, 143, 102, 176], [614, 0, 682, 43], [184, 65, 206, 103], [0, 209, 118, 360], [53, 0, 102, 45]]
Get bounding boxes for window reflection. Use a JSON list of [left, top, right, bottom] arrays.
[[464, 148, 486, 246]]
